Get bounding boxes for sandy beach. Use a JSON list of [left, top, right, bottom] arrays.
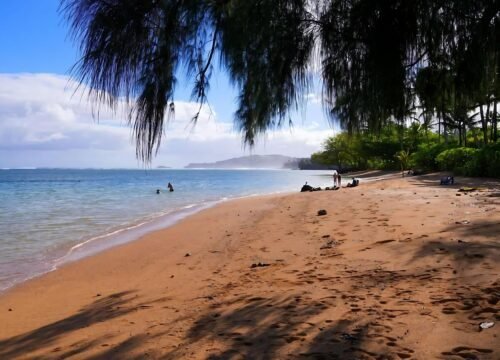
[[0, 173, 499, 359]]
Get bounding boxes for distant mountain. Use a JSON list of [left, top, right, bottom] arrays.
[[156, 165, 171, 169], [185, 155, 300, 169]]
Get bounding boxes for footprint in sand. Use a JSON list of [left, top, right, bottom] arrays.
[[441, 346, 493, 360]]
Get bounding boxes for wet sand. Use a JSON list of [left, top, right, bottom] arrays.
[[0, 173, 499, 359]]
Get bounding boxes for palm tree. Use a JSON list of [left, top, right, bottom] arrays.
[[395, 150, 411, 176]]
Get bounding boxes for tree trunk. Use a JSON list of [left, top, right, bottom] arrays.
[[479, 105, 488, 145], [438, 113, 441, 143], [463, 121, 467, 146], [494, 101, 498, 142], [458, 118, 463, 146], [486, 102, 491, 143], [443, 111, 448, 144]]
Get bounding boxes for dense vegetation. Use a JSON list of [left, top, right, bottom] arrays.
[[62, 0, 499, 161], [312, 124, 500, 177]]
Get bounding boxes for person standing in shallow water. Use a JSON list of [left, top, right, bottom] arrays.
[[332, 170, 338, 187], [167, 182, 174, 192]]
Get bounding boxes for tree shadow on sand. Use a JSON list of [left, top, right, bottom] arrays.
[[409, 219, 500, 267], [402, 221, 500, 358], [408, 174, 500, 189], [163, 226, 499, 360], [0, 290, 151, 359], [162, 265, 439, 360], [162, 294, 361, 360]]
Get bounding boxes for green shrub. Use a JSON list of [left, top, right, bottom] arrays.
[[410, 142, 451, 171], [365, 158, 397, 170], [435, 147, 479, 174], [484, 144, 500, 178], [469, 143, 500, 177]]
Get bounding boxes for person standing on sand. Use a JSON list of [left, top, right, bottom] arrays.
[[338, 173, 342, 187], [332, 170, 338, 187]]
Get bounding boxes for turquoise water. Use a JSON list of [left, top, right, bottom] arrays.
[[0, 169, 330, 290]]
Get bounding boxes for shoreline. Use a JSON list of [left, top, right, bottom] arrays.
[[1, 173, 498, 359], [0, 168, 333, 293], [0, 187, 303, 294], [2, 167, 375, 293], [0, 169, 384, 293], [0, 200, 219, 293]]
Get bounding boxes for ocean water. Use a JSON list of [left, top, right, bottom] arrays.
[[0, 169, 330, 291]]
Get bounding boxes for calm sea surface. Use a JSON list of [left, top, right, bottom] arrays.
[[0, 169, 330, 290]]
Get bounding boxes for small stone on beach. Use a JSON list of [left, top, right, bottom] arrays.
[[251, 262, 270, 268], [185, 253, 191, 257], [317, 209, 327, 216], [320, 240, 335, 250]]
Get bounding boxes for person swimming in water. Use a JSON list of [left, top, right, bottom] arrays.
[[167, 182, 174, 192]]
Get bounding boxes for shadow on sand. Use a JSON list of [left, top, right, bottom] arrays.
[[0, 290, 150, 359], [408, 173, 500, 189]]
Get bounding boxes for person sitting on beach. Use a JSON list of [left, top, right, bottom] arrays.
[[301, 182, 313, 192], [167, 182, 174, 192], [440, 176, 454, 185], [346, 177, 359, 188]]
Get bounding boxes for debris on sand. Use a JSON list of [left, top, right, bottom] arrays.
[[320, 240, 336, 250], [479, 321, 494, 331], [250, 262, 270, 268], [341, 333, 358, 343], [317, 209, 327, 216], [458, 187, 478, 193]]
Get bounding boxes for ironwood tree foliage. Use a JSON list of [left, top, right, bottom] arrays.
[[61, 0, 500, 161]]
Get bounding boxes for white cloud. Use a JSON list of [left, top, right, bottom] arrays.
[[0, 73, 335, 168]]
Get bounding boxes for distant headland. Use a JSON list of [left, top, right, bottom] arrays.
[[184, 155, 329, 170]]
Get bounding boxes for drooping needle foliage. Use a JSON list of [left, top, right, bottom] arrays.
[[61, 0, 500, 161]]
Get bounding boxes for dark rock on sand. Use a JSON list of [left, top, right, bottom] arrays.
[[251, 262, 270, 268], [301, 184, 313, 192]]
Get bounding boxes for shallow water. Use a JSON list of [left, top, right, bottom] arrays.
[[0, 168, 330, 290]]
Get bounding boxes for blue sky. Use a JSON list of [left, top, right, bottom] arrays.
[[0, 1, 76, 73], [0, 1, 335, 168]]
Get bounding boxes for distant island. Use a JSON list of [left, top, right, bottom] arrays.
[[184, 155, 330, 170], [185, 155, 296, 169], [156, 166, 171, 169]]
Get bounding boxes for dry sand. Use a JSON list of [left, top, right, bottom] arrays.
[[0, 173, 499, 359]]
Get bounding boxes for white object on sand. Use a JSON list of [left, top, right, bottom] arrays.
[[479, 321, 494, 330]]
